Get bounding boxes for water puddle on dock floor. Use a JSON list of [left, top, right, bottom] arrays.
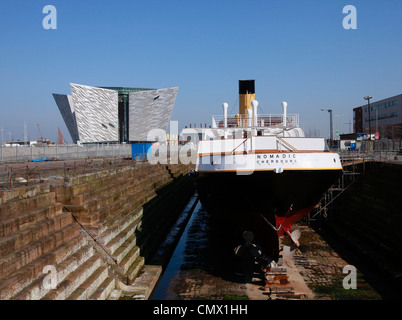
[[152, 196, 267, 300]]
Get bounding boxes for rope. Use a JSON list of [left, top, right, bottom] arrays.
[[229, 96, 239, 115]]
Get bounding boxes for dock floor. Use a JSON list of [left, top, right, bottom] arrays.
[[153, 207, 382, 300]]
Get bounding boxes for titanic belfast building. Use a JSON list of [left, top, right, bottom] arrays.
[[53, 83, 178, 144]]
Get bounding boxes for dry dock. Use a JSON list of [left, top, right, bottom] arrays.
[[152, 203, 381, 300], [153, 160, 402, 300], [1, 158, 401, 300]]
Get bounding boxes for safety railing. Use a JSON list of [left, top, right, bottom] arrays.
[[0, 170, 11, 190], [0, 144, 132, 163], [0, 158, 139, 189], [212, 114, 299, 129], [337, 150, 401, 163], [0, 144, 197, 190]]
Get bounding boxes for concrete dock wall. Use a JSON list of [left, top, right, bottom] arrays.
[[0, 162, 194, 300], [322, 161, 402, 293]]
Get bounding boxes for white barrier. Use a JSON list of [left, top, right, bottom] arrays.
[[0, 144, 132, 163]]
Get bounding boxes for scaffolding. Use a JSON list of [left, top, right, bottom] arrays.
[[308, 165, 362, 228]]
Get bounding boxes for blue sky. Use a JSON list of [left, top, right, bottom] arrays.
[[1, 0, 401, 143]]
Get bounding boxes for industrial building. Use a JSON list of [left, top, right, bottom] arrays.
[[353, 94, 402, 139], [53, 84, 178, 144]]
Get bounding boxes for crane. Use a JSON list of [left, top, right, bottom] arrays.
[[37, 122, 42, 140]]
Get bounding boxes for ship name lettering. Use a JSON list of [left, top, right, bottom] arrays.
[[256, 154, 297, 165]]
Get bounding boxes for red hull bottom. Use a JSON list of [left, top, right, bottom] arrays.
[[275, 206, 315, 238]]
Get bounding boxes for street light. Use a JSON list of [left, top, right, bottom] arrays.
[[363, 96, 372, 136], [321, 108, 333, 142]]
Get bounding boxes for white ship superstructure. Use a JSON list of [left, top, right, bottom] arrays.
[[194, 80, 343, 260]]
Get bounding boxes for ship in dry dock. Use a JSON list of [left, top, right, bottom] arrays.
[[195, 80, 343, 261]]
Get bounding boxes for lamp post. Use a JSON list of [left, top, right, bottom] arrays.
[[364, 96, 372, 136], [321, 108, 333, 143]]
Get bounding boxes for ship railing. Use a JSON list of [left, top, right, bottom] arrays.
[[276, 136, 299, 152], [212, 114, 299, 128]]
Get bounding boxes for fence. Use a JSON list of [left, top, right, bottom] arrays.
[[332, 138, 401, 164], [0, 143, 198, 190], [339, 150, 400, 163], [355, 139, 402, 152], [0, 144, 132, 163], [372, 139, 402, 151], [0, 158, 142, 190], [0, 170, 11, 190]]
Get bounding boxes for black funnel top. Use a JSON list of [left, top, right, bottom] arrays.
[[239, 80, 255, 94]]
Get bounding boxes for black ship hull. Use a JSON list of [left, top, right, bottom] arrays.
[[196, 169, 342, 260]]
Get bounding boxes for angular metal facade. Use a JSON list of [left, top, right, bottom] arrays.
[[52, 94, 79, 144], [70, 83, 119, 143], [128, 87, 178, 141], [54, 84, 178, 144]]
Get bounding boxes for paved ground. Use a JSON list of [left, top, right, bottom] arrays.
[[0, 157, 138, 188], [284, 224, 381, 300]]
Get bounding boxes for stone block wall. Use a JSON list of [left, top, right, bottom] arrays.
[[0, 161, 194, 300]]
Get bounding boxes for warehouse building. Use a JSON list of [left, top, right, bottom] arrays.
[[353, 94, 401, 139]]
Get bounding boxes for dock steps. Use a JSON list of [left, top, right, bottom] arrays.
[[0, 162, 194, 300]]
